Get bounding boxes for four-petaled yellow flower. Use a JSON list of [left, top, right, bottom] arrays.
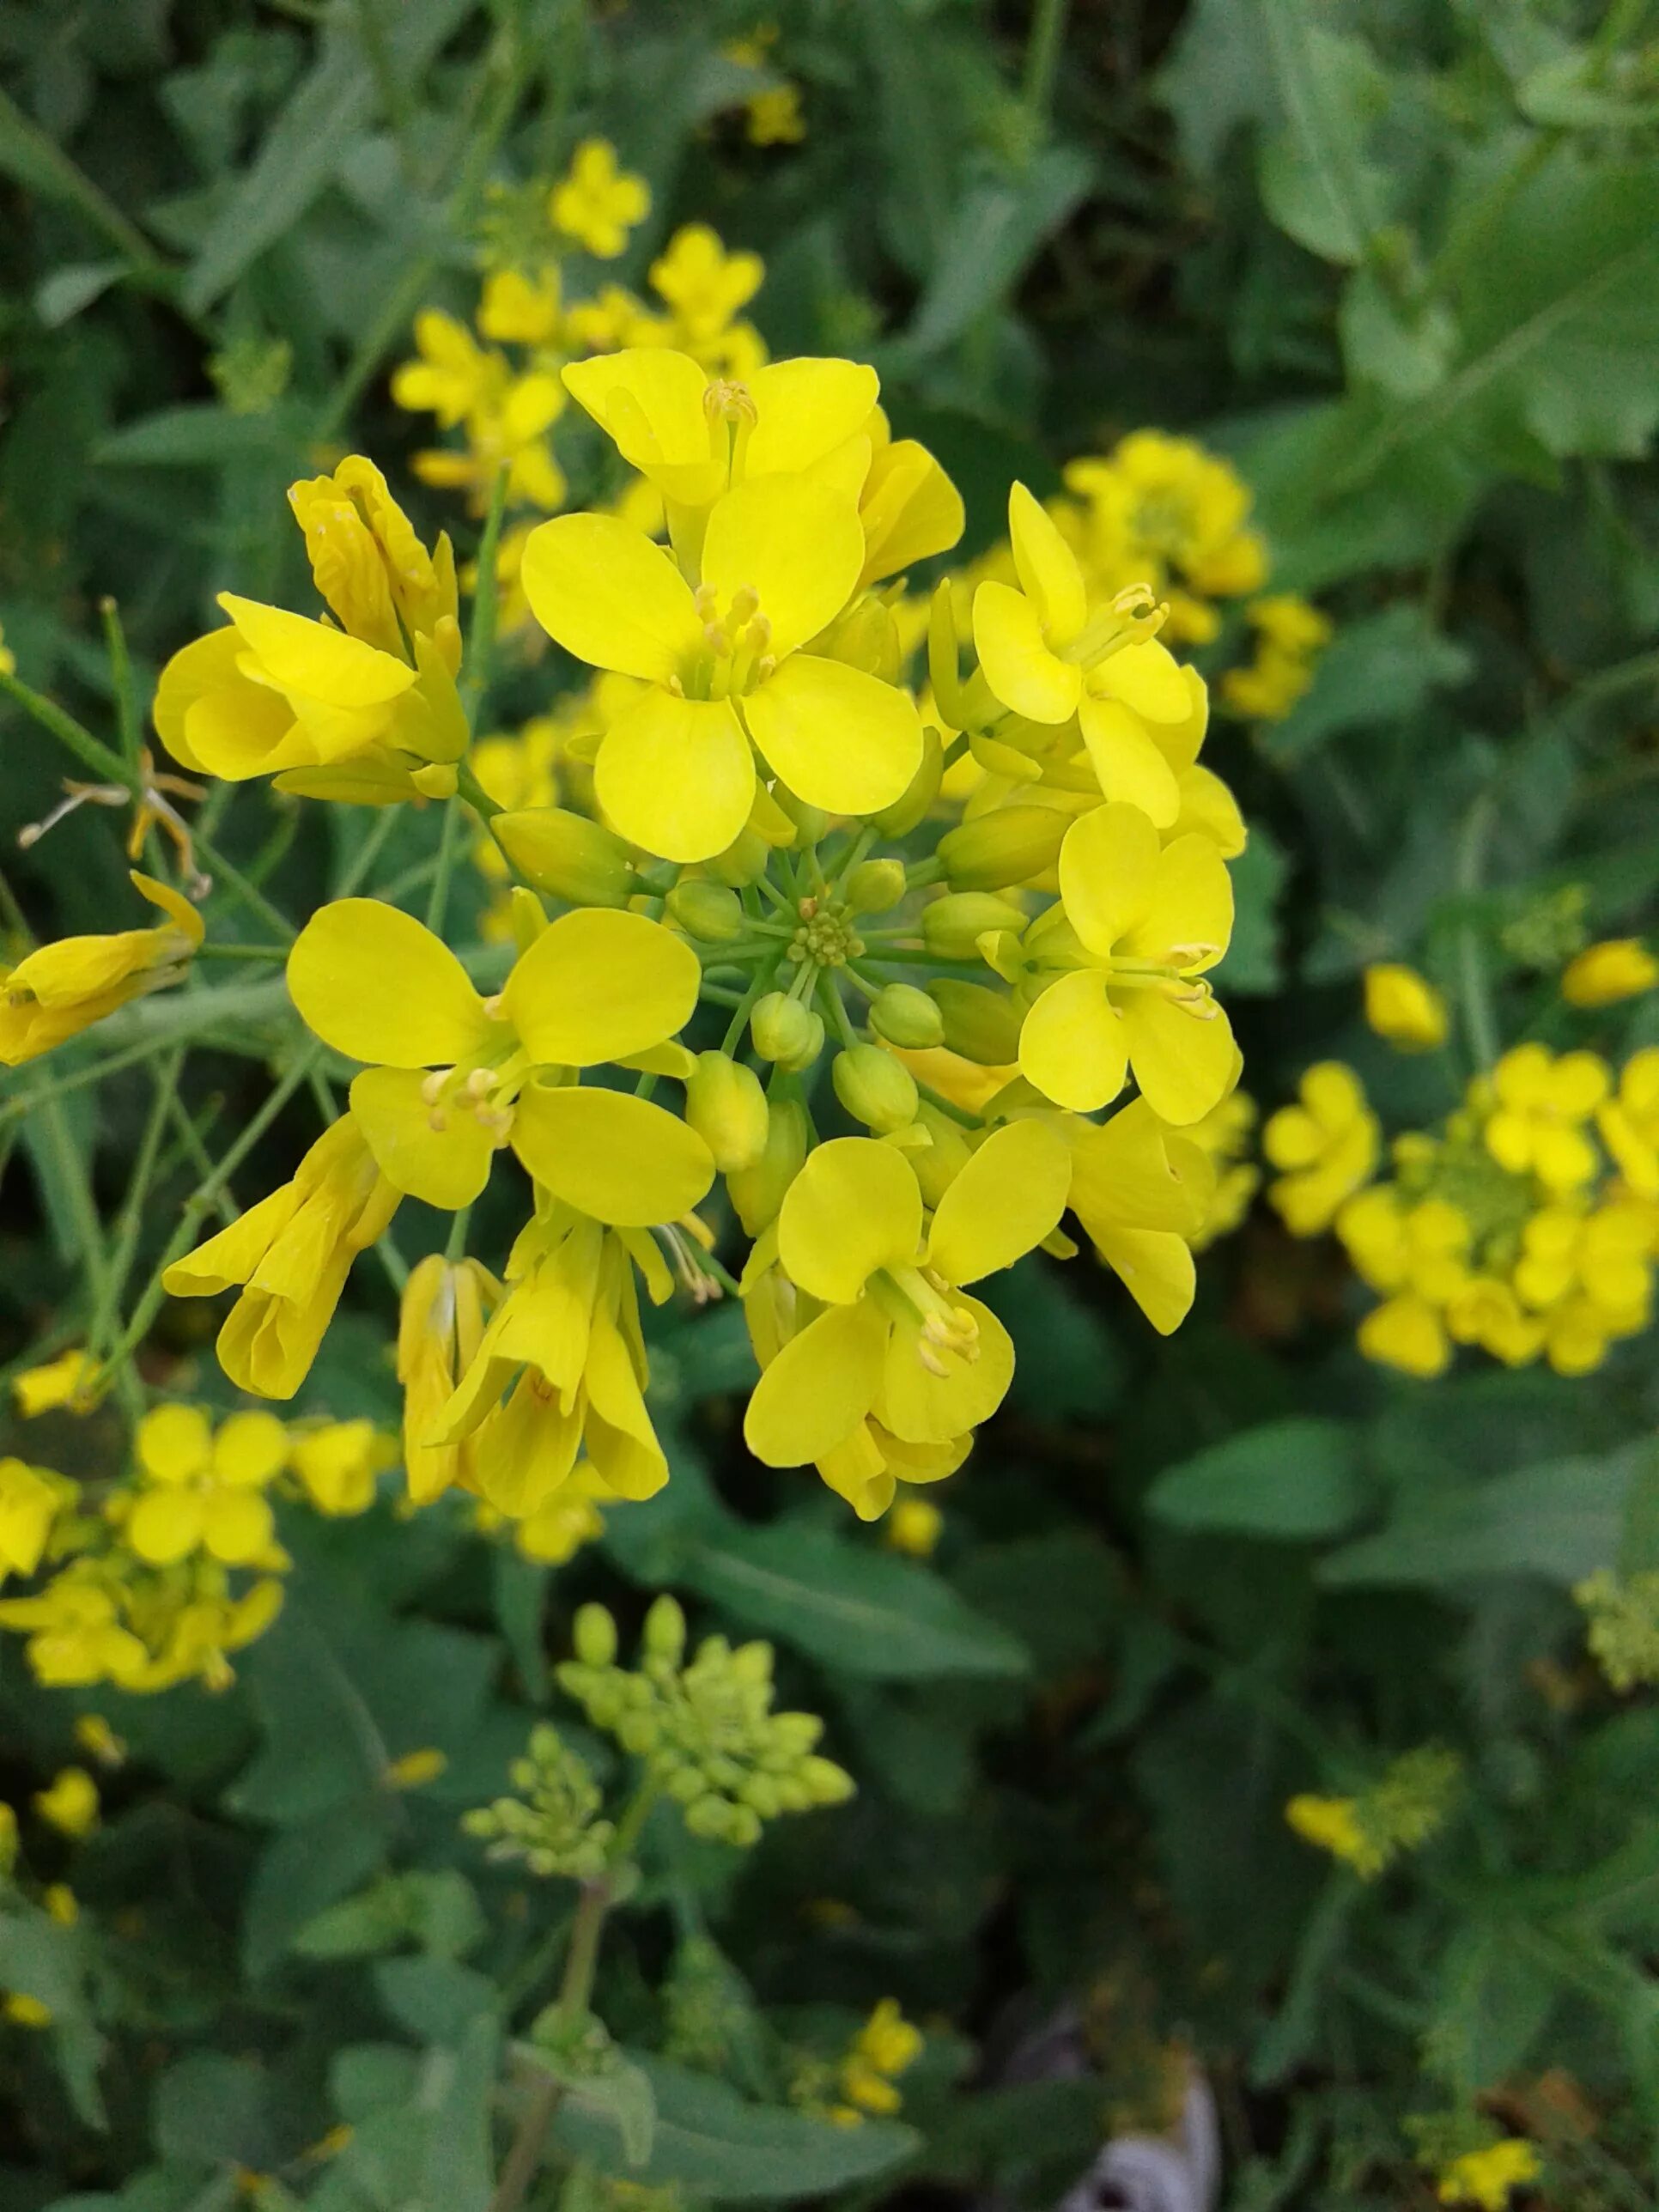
[[1437, 2140, 1540, 2209], [127, 1405, 288, 1567], [1264, 1063, 1379, 1236], [0, 872, 203, 1066], [1484, 1043, 1607, 1191], [549, 138, 650, 258]]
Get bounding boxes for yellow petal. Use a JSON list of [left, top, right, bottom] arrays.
[[219, 596, 415, 708], [131, 872, 205, 947], [212, 1411, 289, 1486], [473, 1377, 581, 1517], [594, 690, 755, 862], [137, 1404, 211, 1485], [562, 349, 722, 503], [1077, 698, 1181, 828], [350, 1067, 499, 1208], [1124, 833, 1234, 970], [162, 1183, 301, 1297], [744, 358, 881, 476], [1123, 993, 1237, 1126], [202, 1487, 276, 1566], [1091, 1225, 1196, 1334], [779, 1137, 922, 1304], [742, 656, 922, 816], [1007, 483, 1085, 643], [972, 581, 1080, 724], [926, 1120, 1072, 1285], [1069, 1097, 1210, 1237], [878, 1294, 1014, 1444], [152, 629, 268, 774], [583, 1318, 668, 1498], [701, 476, 862, 659], [127, 1488, 204, 1565], [1018, 969, 1130, 1114], [520, 514, 701, 682], [743, 1302, 889, 1467], [1088, 637, 1189, 722], [511, 1084, 714, 1225], [288, 900, 490, 1067], [857, 439, 965, 586], [503, 908, 701, 1066], [1174, 763, 1246, 855], [1058, 802, 1159, 957]]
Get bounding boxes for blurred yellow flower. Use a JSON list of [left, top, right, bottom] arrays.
[[1437, 2140, 1540, 2209], [1265, 1063, 1379, 1236], [1364, 963, 1449, 1051], [127, 1406, 288, 1568], [33, 1765, 98, 1838], [549, 138, 650, 258], [1561, 937, 1657, 1007]]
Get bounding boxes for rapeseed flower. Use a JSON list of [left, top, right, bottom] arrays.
[[1364, 962, 1449, 1051], [548, 138, 650, 258], [1264, 1063, 1379, 1235], [125, 1406, 287, 1567], [1598, 1046, 1659, 1195], [12, 1349, 99, 1418], [0, 1461, 75, 1583], [288, 1420, 395, 1516], [33, 1766, 99, 1838], [1561, 936, 1656, 1006], [398, 1256, 498, 1504], [1484, 1043, 1607, 1191], [1437, 2140, 1540, 2209], [0, 872, 203, 1066]]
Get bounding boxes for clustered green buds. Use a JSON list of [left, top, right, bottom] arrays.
[[463, 1721, 615, 1879], [559, 1597, 854, 1847], [1576, 1569, 1659, 1692]]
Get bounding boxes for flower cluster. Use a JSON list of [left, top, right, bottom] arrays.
[[463, 1720, 615, 1879], [1285, 1746, 1461, 1881], [0, 1406, 394, 1694], [1218, 592, 1334, 721], [1575, 1568, 1659, 1692], [1406, 2116, 1542, 2212]]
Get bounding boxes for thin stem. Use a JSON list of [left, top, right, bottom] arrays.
[[99, 599, 143, 771], [1022, 0, 1070, 124], [445, 1204, 473, 1264], [817, 974, 859, 1050], [1455, 792, 1499, 1074], [336, 802, 407, 899], [426, 795, 464, 937], [196, 943, 289, 963], [89, 1045, 185, 1366], [0, 667, 131, 788], [464, 465, 513, 723]]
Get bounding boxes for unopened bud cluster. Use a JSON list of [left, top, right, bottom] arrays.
[[462, 1722, 614, 1878]]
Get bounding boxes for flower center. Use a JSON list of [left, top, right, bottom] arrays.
[[787, 898, 864, 969], [419, 1042, 530, 1140], [1060, 582, 1170, 669], [880, 1266, 980, 1378], [678, 580, 777, 700]]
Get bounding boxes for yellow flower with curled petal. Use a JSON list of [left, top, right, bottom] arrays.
[[1561, 938, 1657, 1007], [1598, 1047, 1659, 1197], [1484, 1043, 1607, 1192], [1017, 802, 1237, 1126], [1364, 963, 1449, 1052], [0, 1459, 76, 1584], [549, 138, 650, 258], [1264, 1063, 1379, 1236], [286, 454, 459, 662], [0, 872, 203, 1066], [289, 1420, 395, 1516], [743, 1120, 1071, 1485], [13, 1348, 99, 1419], [33, 1766, 98, 1838], [126, 1406, 288, 1567], [856, 411, 966, 588], [1065, 1096, 1216, 1333], [163, 1118, 401, 1401], [522, 474, 922, 860], [398, 1256, 499, 1504], [1437, 2140, 1540, 2209], [286, 899, 712, 1218]]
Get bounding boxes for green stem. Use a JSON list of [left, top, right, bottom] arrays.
[[0, 84, 165, 270], [1021, 0, 1070, 125], [817, 974, 860, 1049], [1455, 792, 1499, 1074], [426, 795, 464, 937], [195, 942, 289, 963], [89, 1046, 186, 1369], [336, 803, 407, 899], [464, 465, 513, 724], [99, 599, 143, 772], [444, 1204, 473, 1264]]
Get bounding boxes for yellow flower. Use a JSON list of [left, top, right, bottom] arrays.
[[1561, 937, 1657, 1006], [1484, 1043, 1607, 1192], [126, 1405, 288, 1568], [45, 1883, 77, 1926], [0, 1459, 75, 1584], [412, 369, 568, 517], [548, 138, 650, 258], [649, 225, 765, 346], [0, 622, 15, 676], [1018, 802, 1237, 1125], [1066, 1096, 1217, 1334], [511, 1466, 611, 1564], [73, 1716, 125, 1766], [1338, 1189, 1471, 1302], [384, 1747, 447, 1790], [0, 1571, 149, 1689], [746, 83, 805, 145], [162, 1117, 402, 1401], [1066, 433, 1266, 597], [1264, 1063, 1379, 1236], [286, 454, 459, 662], [522, 471, 922, 860], [286, 898, 711, 1217], [1598, 1047, 1659, 1196], [33, 1765, 98, 1838], [4, 1993, 51, 2029], [289, 1420, 394, 1516], [884, 1498, 943, 1557], [1364, 963, 1449, 1051], [1357, 1292, 1452, 1377], [856, 415, 966, 588], [391, 310, 501, 428], [477, 264, 562, 346], [1285, 1792, 1379, 1875], [398, 1256, 499, 1504], [1182, 1091, 1259, 1250], [836, 2000, 922, 2121], [1444, 1277, 1546, 1368], [12, 1349, 100, 1419], [1437, 2140, 1540, 2209], [0, 872, 204, 1066], [743, 1121, 1070, 1491]]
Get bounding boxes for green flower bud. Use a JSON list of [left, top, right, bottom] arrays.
[[910, 1102, 974, 1208], [802, 1756, 855, 1805], [874, 726, 944, 836], [644, 1594, 687, 1666], [684, 1051, 769, 1172], [869, 982, 945, 1049], [665, 879, 745, 943], [779, 1010, 825, 1075], [772, 788, 831, 846], [843, 858, 907, 916], [922, 891, 1027, 960], [573, 1604, 617, 1668], [929, 980, 1022, 1065], [494, 807, 635, 907], [750, 991, 817, 1065], [937, 805, 1066, 891], [685, 1794, 732, 1841], [727, 1097, 811, 1235], [832, 1044, 920, 1133], [708, 827, 769, 887]]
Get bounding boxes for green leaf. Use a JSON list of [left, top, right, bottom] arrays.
[[416, 2015, 500, 2212], [330, 2045, 423, 2124], [0, 1910, 105, 2129], [153, 2056, 270, 2169], [679, 1523, 1030, 1680], [34, 262, 127, 328], [1339, 264, 1457, 400], [1263, 604, 1473, 763], [550, 2056, 917, 2199], [243, 1800, 393, 1978], [1256, 5, 1391, 264], [295, 1870, 484, 1962], [1212, 822, 1288, 995], [1158, 0, 1279, 175], [522, 2045, 657, 2169], [900, 148, 1091, 357], [373, 1955, 495, 2045], [98, 404, 306, 467], [1319, 1445, 1647, 1589], [1148, 1418, 1368, 1539], [493, 1552, 549, 1703]]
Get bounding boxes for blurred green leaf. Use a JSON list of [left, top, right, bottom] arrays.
[[1256, 6, 1393, 266], [1263, 605, 1472, 763], [1149, 1417, 1368, 1539]]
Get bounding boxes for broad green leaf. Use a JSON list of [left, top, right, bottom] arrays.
[[373, 1954, 495, 2045], [1149, 1418, 1368, 1539], [1425, 1922, 1557, 2098], [1263, 605, 1473, 763], [417, 2015, 500, 2212], [243, 1800, 394, 1977], [901, 147, 1092, 358], [1256, 6, 1392, 264], [35, 262, 127, 328], [519, 2044, 656, 2169], [98, 404, 307, 467], [1158, 0, 1279, 175], [1339, 264, 1457, 401], [154, 2056, 270, 2169], [680, 1523, 1030, 1680], [330, 2045, 422, 2124], [550, 2056, 918, 2198]]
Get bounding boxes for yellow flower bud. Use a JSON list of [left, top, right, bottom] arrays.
[[574, 1603, 617, 1667], [929, 980, 1024, 1065], [921, 892, 1026, 960], [1561, 938, 1658, 1008], [727, 1097, 811, 1234], [707, 827, 770, 887], [832, 1044, 919, 1133], [773, 789, 830, 846], [873, 726, 944, 836], [493, 806, 635, 907], [685, 1051, 769, 1171], [843, 859, 907, 916], [751, 992, 817, 1065], [868, 983, 945, 1050], [1363, 963, 1449, 1052], [937, 805, 1066, 891], [665, 880, 745, 943]]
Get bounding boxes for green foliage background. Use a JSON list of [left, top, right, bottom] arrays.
[[3, 1, 1659, 2206]]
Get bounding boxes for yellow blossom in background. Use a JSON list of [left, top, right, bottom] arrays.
[[44, 1883, 76, 1927], [0, 872, 204, 1066], [507, 1467, 611, 1565], [1364, 963, 1449, 1051], [1561, 937, 1657, 1007], [1286, 1747, 1458, 1881], [1598, 1047, 1659, 1196], [126, 1406, 288, 1568], [549, 138, 650, 258], [289, 1421, 395, 1517], [33, 1766, 99, 1838], [1484, 1044, 1607, 1192], [1264, 1063, 1379, 1235], [833, 1999, 923, 2124], [4, 1993, 52, 2029], [0, 1460, 75, 1584], [648, 227, 765, 360], [0, 622, 15, 676], [884, 1498, 943, 1557], [12, 1349, 99, 1418], [1285, 1792, 1376, 1875], [1221, 595, 1332, 720], [747, 84, 805, 145], [1437, 2140, 1540, 2209], [1183, 1092, 1260, 1250], [385, 1747, 447, 1791], [73, 1716, 125, 1767]]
